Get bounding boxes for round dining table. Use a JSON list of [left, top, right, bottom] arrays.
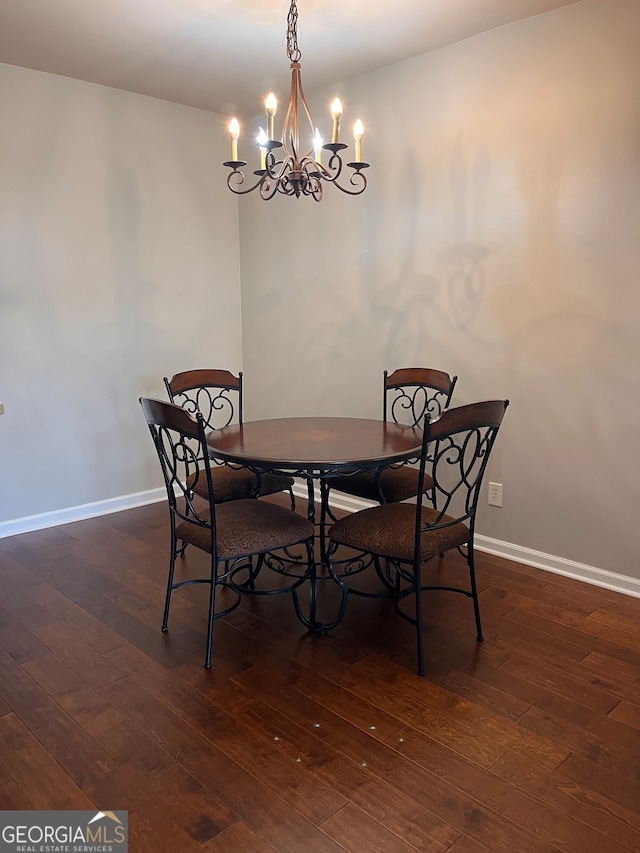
[[206, 416, 423, 630], [206, 415, 422, 467], [206, 415, 423, 507]]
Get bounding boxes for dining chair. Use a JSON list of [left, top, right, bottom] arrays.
[[325, 399, 509, 676], [321, 368, 457, 519], [164, 369, 295, 509], [140, 397, 315, 669]]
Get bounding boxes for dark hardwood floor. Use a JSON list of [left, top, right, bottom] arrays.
[[1, 496, 639, 852]]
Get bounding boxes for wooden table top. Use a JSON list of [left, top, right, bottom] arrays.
[[206, 416, 422, 473]]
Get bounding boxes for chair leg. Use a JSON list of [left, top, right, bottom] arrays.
[[204, 554, 218, 669], [162, 528, 178, 633], [248, 554, 265, 591], [414, 562, 425, 676], [319, 540, 352, 631], [288, 486, 296, 511], [468, 547, 484, 642], [373, 555, 400, 592]]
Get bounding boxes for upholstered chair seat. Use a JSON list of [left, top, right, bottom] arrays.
[[187, 467, 294, 504], [324, 467, 433, 505], [329, 503, 469, 563], [177, 499, 313, 559]]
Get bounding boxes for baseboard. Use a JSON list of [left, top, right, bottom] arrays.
[[3, 484, 639, 601], [293, 483, 640, 601], [473, 534, 640, 599], [0, 488, 166, 539]]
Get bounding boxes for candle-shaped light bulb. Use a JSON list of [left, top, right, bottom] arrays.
[[256, 127, 268, 170], [353, 119, 364, 162], [313, 128, 323, 165], [265, 92, 277, 140], [229, 117, 240, 161], [330, 97, 342, 144]]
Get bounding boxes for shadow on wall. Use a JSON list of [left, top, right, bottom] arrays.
[[388, 119, 629, 379], [440, 135, 499, 331], [378, 139, 500, 363]]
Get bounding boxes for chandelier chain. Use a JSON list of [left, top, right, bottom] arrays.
[[286, 0, 301, 63]]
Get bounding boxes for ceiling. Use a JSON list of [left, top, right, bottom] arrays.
[[0, 0, 578, 116]]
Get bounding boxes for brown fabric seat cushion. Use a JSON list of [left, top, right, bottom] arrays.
[[324, 468, 433, 504], [176, 499, 314, 560], [188, 466, 294, 503], [329, 503, 470, 563]]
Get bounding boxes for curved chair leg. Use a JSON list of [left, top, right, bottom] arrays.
[[247, 554, 264, 591], [172, 525, 187, 558], [227, 554, 264, 592], [319, 540, 354, 631], [373, 555, 401, 592]]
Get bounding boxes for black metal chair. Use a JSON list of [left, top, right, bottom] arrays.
[[325, 400, 509, 676], [164, 369, 295, 508], [321, 368, 457, 529], [140, 397, 315, 669]]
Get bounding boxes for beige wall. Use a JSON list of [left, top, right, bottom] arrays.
[[239, 0, 640, 578], [0, 64, 242, 522]]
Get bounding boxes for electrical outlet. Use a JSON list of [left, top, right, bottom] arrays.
[[488, 482, 503, 507]]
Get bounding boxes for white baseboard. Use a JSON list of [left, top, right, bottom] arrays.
[[2, 483, 639, 601], [0, 488, 166, 539], [473, 534, 640, 599]]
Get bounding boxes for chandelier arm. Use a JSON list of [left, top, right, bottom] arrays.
[[327, 174, 368, 196], [258, 178, 280, 201], [226, 168, 266, 195], [265, 150, 292, 181], [313, 151, 344, 182], [308, 152, 368, 194], [226, 168, 278, 198], [308, 178, 323, 201]]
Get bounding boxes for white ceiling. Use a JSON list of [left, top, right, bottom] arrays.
[[0, 0, 578, 116]]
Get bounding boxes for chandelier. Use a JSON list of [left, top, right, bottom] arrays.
[[223, 0, 369, 201]]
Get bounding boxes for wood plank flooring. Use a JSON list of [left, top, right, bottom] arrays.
[[1, 497, 639, 852]]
